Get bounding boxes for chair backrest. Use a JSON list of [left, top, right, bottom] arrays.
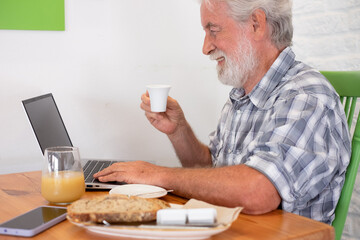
[[321, 71, 360, 240]]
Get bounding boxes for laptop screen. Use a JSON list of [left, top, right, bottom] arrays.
[[22, 93, 73, 154]]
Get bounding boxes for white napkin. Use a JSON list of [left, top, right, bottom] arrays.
[[181, 199, 243, 226]]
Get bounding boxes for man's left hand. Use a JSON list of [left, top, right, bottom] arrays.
[[93, 161, 165, 185]]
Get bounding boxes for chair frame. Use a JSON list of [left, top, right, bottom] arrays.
[[321, 71, 360, 240]]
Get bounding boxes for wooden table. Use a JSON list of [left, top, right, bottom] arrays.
[[0, 171, 334, 240]]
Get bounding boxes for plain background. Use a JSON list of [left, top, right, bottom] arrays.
[[0, 0, 358, 175], [0, 0, 231, 174]]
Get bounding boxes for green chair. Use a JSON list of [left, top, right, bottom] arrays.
[[321, 71, 360, 240]]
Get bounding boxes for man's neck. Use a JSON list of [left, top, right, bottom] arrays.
[[243, 45, 283, 94]]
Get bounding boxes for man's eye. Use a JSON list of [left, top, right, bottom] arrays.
[[210, 28, 219, 35]]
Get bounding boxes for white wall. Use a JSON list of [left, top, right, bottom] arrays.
[[292, 0, 360, 70], [0, 0, 231, 174]]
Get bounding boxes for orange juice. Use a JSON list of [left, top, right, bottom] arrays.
[[41, 171, 85, 204]]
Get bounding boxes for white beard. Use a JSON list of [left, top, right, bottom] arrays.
[[210, 37, 258, 88]]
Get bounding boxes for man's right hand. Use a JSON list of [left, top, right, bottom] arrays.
[[141, 91, 212, 168], [140, 92, 186, 135]]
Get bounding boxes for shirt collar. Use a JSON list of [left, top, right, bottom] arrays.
[[229, 87, 247, 104], [229, 47, 295, 108]]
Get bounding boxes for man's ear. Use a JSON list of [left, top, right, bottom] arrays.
[[251, 9, 267, 41]]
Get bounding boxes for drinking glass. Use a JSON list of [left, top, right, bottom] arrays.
[[41, 146, 85, 205]]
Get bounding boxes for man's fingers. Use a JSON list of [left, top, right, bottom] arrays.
[[166, 96, 178, 109], [93, 169, 108, 178], [141, 93, 150, 105], [141, 93, 153, 113], [93, 163, 120, 178], [145, 111, 164, 121], [98, 172, 125, 183]]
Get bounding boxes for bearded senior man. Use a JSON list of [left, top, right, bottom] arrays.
[[94, 0, 351, 224]]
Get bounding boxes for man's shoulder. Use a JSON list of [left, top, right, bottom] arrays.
[[271, 61, 338, 108]]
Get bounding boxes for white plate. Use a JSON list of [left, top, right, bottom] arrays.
[[109, 184, 168, 198], [68, 217, 229, 240], [87, 225, 229, 239]]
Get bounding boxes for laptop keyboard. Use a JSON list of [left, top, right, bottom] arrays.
[[83, 160, 119, 183]]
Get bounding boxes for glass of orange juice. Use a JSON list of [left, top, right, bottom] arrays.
[[41, 146, 85, 205]]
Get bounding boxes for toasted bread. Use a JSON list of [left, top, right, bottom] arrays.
[[67, 194, 170, 223]]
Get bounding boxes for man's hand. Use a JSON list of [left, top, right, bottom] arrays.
[[140, 92, 186, 135], [93, 161, 166, 185], [140, 92, 212, 168]]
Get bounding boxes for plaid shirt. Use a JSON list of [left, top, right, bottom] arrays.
[[209, 47, 351, 224]]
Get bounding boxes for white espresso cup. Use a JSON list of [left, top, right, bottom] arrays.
[[147, 85, 171, 112]]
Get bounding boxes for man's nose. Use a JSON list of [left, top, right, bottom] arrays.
[[202, 34, 215, 55]]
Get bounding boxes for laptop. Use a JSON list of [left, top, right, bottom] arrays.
[[22, 93, 125, 190]]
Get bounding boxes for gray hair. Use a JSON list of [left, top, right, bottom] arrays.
[[201, 0, 293, 49]]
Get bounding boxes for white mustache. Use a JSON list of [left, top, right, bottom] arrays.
[[210, 50, 226, 61]]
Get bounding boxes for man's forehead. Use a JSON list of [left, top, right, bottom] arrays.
[[200, 0, 229, 27]]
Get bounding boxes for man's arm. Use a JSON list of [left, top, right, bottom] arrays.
[[167, 121, 212, 167], [140, 93, 212, 167], [163, 164, 281, 214], [94, 161, 281, 214]]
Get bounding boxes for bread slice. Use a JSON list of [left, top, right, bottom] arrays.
[[67, 194, 170, 223]]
